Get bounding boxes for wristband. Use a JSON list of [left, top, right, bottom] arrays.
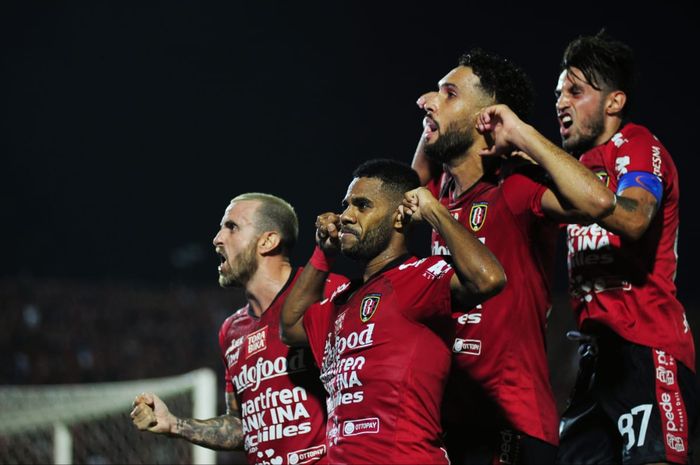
[[309, 246, 334, 272]]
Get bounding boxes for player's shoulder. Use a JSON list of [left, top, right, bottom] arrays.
[[610, 122, 660, 151], [396, 255, 452, 276], [219, 305, 257, 339], [326, 272, 350, 291]]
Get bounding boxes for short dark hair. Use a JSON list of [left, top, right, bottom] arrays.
[[459, 48, 535, 119], [352, 159, 420, 200], [561, 30, 635, 116]]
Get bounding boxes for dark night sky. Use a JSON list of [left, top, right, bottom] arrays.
[[2, 2, 698, 295]]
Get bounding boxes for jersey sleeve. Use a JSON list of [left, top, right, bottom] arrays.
[[609, 126, 669, 182], [218, 317, 235, 394], [301, 277, 349, 367], [394, 256, 454, 321], [302, 300, 333, 368], [500, 167, 551, 220]]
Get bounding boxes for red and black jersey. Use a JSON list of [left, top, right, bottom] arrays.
[[568, 122, 694, 371], [428, 165, 560, 446], [218, 268, 347, 465], [303, 255, 455, 464]]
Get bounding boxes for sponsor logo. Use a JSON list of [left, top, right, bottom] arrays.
[[449, 208, 461, 221], [336, 323, 375, 355], [343, 417, 380, 436], [424, 259, 452, 279], [652, 146, 663, 178], [255, 448, 283, 465], [457, 313, 482, 325], [667, 433, 686, 453], [660, 392, 683, 434], [287, 445, 326, 465], [399, 257, 427, 270], [233, 351, 308, 392], [226, 348, 241, 367], [334, 312, 347, 335], [656, 366, 675, 386], [227, 336, 245, 353], [360, 294, 381, 323], [322, 281, 351, 305], [611, 132, 628, 148], [498, 429, 519, 464], [469, 202, 488, 231], [615, 156, 630, 176], [247, 327, 268, 358], [453, 338, 481, 355], [225, 336, 246, 367]]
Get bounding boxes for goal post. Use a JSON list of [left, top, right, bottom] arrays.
[[0, 368, 218, 465]]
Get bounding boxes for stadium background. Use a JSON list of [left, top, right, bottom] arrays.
[[2, 2, 698, 463]]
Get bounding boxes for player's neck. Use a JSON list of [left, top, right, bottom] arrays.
[[362, 239, 408, 282], [244, 258, 293, 318], [594, 116, 625, 148], [444, 148, 484, 197]]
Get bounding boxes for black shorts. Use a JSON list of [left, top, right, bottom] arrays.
[[557, 330, 699, 464], [442, 371, 558, 465], [443, 423, 557, 465]]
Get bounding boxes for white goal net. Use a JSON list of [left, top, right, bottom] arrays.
[[0, 368, 217, 465]]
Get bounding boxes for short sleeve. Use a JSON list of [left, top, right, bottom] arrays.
[[218, 319, 235, 394], [302, 299, 333, 368], [394, 256, 454, 321], [501, 168, 551, 220], [609, 126, 669, 183]]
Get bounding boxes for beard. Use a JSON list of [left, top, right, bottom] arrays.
[[341, 215, 394, 262], [424, 120, 474, 164], [218, 239, 259, 288], [562, 103, 606, 157]]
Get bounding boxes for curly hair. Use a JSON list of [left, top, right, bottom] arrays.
[[352, 159, 420, 201], [561, 30, 635, 116], [459, 48, 535, 119]]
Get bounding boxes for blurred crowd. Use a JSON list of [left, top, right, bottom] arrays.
[[1, 275, 698, 416], [0, 277, 245, 385]]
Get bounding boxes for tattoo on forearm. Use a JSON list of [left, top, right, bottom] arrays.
[[174, 415, 244, 450], [616, 195, 638, 213]]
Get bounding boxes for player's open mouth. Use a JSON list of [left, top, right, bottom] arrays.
[[217, 251, 227, 271], [423, 116, 438, 138], [559, 114, 573, 135]]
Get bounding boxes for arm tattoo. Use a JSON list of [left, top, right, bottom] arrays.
[[615, 195, 638, 213], [173, 413, 244, 451]]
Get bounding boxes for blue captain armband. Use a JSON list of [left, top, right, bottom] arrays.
[[616, 171, 663, 204]]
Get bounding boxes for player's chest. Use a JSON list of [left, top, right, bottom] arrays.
[[225, 321, 286, 371], [438, 191, 508, 243]]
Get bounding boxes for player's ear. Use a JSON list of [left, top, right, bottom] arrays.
[[258, 231, 281, 255], [606, 90, 627, 117]]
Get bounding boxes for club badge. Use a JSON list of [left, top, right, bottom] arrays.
[[360, 294, 381, 323], [469, 202, 488, 231]]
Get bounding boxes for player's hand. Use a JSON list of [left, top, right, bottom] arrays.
[[476, 104, 524, 157], [315, 212, 341, 254], [130, 392, 174, 434], [400, 187, 440, 223]]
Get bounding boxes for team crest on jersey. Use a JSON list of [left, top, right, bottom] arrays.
[[469, 202, 488, 231], [360, 294, 381, 323], [595, 170, 610, 187]]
